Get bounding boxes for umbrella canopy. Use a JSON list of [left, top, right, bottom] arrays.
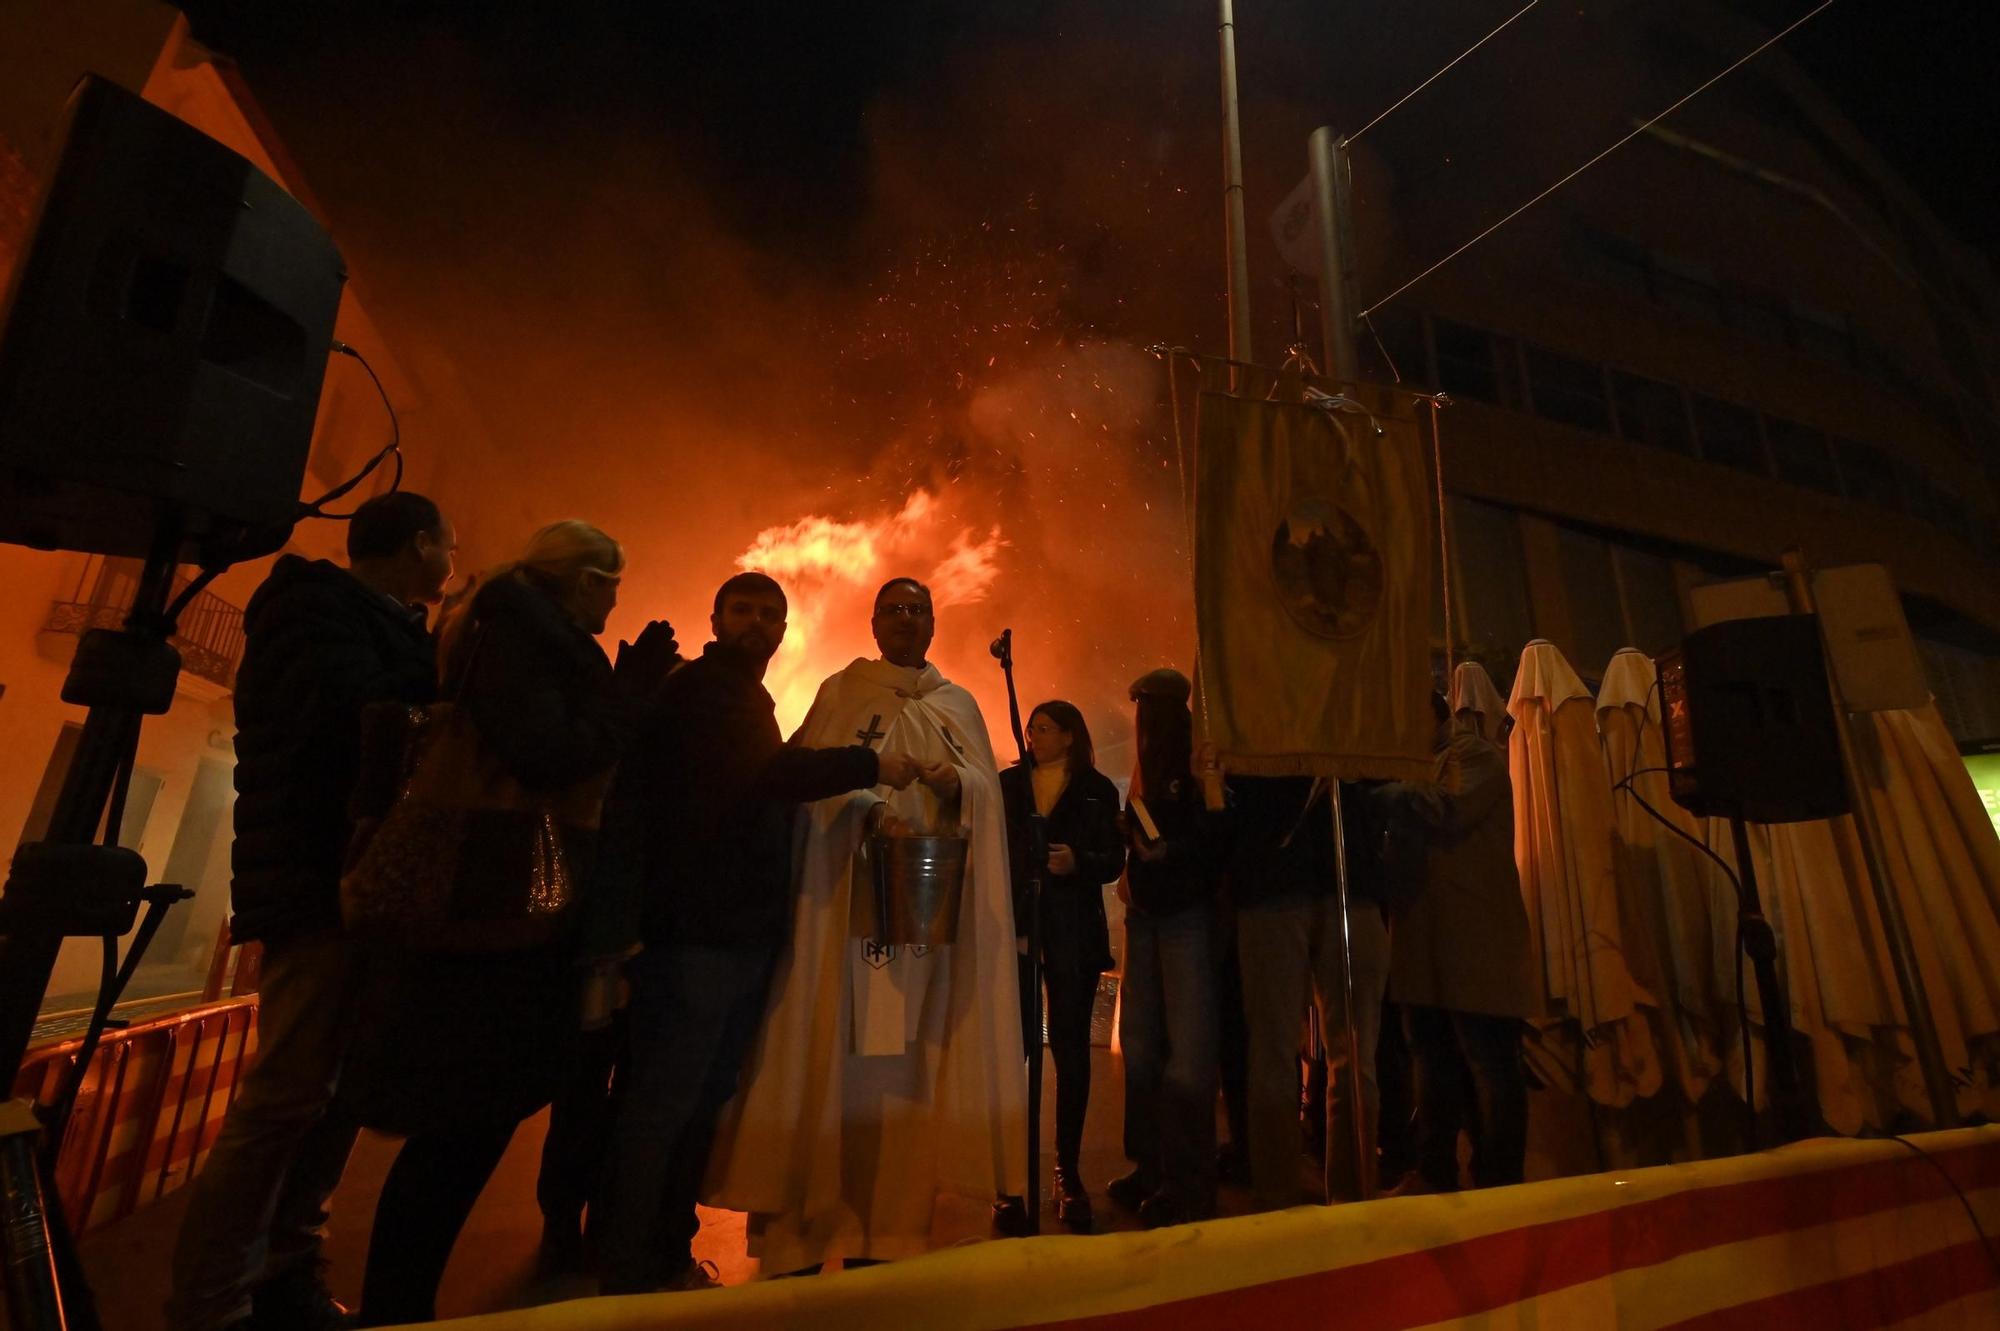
[[1508, 640, 1660, 1107]]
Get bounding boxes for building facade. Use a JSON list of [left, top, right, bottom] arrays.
[[1312, 2, 2000, 736], [0, 8, 495, 1016]]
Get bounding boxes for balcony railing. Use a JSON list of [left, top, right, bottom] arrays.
[[44, 556, 247, 691]]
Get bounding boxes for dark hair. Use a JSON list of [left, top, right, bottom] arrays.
[[1432, 691, 1451, 724], [1134, 693, 1193, 800], [1028, 700, 1095, 774], [715, 570, 786, 615], [347, 491, 442, 562], [873, 577, 932, 611]]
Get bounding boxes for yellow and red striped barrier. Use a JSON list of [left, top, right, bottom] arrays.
[[413, 1128, 2000, 1330], [11, 997, 259, 1233]]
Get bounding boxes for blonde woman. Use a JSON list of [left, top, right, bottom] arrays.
[[346, 520, 676, 1326]]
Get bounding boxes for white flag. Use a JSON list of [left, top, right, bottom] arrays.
[[1270, 171, 1321, 275]]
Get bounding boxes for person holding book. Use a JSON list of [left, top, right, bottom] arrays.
[[1107, 668, 1222, 1228]]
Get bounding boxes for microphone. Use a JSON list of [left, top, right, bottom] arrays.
[[989, 628, 1012, 661]]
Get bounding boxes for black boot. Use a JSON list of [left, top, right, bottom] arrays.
[[1105, 1168, 1154, 1213], [1054, 1165, 1093, 1233], [992, 1194, 1034, 1237]]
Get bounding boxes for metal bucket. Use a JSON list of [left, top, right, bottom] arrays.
[[867, 833, 969, 947]]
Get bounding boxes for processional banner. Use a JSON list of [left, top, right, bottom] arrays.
[[1193, 377, 1434, 782]]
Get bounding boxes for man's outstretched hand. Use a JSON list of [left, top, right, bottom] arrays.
[[876, 750, 921, 790], [919, 760, 961, 800], [614, 620, 681, 696]]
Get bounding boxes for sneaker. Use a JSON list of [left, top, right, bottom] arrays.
[[670, 1260, 723, 1293], [1105, 1169, 1155, 1213], [251, 1261, 352, 1331], [992, 1194, 1034, 1237]]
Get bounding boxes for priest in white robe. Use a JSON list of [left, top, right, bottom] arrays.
[[705, 576, 1026, 1271]]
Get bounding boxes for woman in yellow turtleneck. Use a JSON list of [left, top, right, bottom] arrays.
[[996, 701, 1125, 1232]]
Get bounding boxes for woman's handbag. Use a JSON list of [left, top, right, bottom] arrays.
[[340, 697, 611, 952]]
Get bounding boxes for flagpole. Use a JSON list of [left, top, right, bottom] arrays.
[[1309, 121, 1373, 1203], [1219, 0, 1253, 379], [1308, 126, 1360, 382]]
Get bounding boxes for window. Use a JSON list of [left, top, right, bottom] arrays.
[[1690, 396, 1769, 474], [1613, 547, 1684, 656], [1897, 465, 1942, 526], [1555, 526, 1626, 677], [1363, 308, 1427, 387], [1611, 371, 1693, 455], [1836, 439, 1903, 510], [1654, 256, 1723, 323], [1792, 301, 1856, 366], [1432, 318, 1507, 405], [1524, 345, 1611, 433], [1765, 417, 1841, 495], [1576, 228, 1654, 303], [1933, 492, 1975, 545], [1725, 287, 1791, 344], [1448, 496, 1534, 659]]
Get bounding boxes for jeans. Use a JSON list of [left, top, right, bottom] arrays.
[[1375, 1000, 1418, 1183], [1405, 1006, 1527, 1191], [166, 931, 359, 1331], [1119, 904, 1219, 1205], [1238, 895, 1390, 1206], [1214, 907, 1251, 1159], [594, 942, 777, 1293], [359, 1117, 519, 1326], [1019, 955, 1098, 1173]]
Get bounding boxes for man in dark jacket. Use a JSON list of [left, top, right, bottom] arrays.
[[594, 571, 919, 1294], [1374, 693, 1535, 1193], [1226, 770, 1392, 1208], [167, 492, 453, 1331]]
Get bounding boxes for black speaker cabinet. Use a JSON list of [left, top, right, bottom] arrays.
[[0, 75, 346, 560], [1658, 614, 1850, 824]]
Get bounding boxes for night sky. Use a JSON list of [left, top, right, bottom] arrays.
[[177, 0, 2000, 263]]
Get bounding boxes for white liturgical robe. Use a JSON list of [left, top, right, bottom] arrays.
[[705, 657, 1026, 1269]]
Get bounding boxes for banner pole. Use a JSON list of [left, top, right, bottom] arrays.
[[1328, 783, 1374, 1201]]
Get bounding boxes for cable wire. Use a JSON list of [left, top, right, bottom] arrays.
[[1884, 1134, 2000, 1281], [1359, 0, 1839, 319], [301, 341, 404, 520], [1350, 0, 1544, 143]]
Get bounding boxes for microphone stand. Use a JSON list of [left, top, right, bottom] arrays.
[[990, 628, 1043, 1235]]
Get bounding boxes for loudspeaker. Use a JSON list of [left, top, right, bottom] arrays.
[[0, 75, 345, 561], [1658, 614, 1849, 823]]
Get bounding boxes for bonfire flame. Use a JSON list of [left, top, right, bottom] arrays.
[[738, 489, 1006, 734]]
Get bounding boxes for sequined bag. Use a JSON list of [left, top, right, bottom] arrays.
[[340, 700, 609, 953]]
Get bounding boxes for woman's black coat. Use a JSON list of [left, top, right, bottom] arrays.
[[1001, 764, 1124, 977]]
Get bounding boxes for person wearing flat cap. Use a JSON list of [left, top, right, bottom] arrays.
[[1106, 667, 1224, 1228]]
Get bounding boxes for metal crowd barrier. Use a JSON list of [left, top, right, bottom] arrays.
[[9, 995, 261, 1235]]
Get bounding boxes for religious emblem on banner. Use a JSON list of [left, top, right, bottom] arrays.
[[1272, 496, 1384, 640]]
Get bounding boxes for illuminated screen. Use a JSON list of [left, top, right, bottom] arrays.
[[1966, 750, 2000, 840]]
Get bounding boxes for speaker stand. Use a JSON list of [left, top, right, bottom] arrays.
[[0, 516, 193, 1331], [1726, 815, 1809, 1146]]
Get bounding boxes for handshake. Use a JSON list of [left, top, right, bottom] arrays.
[[875, 751, 959, 798]]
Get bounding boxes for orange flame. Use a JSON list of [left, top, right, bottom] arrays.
[[737, 488, 1008, 733]]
